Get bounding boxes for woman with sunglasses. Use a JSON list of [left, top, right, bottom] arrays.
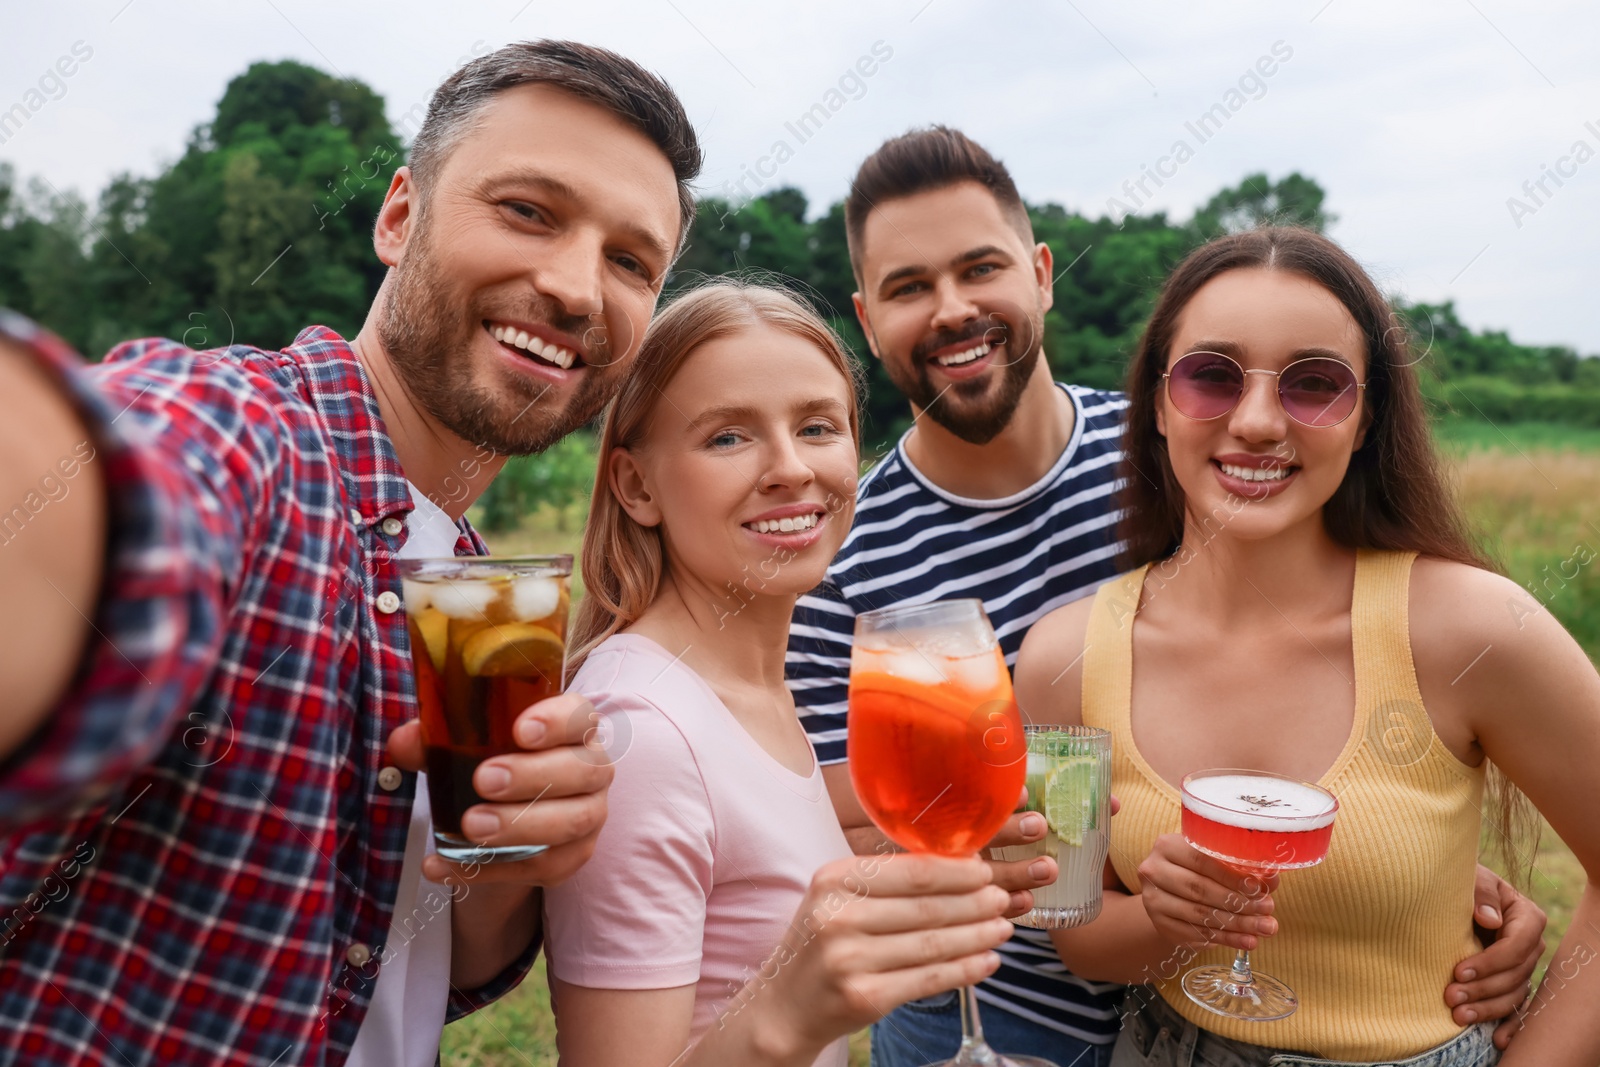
[[1012, 227, 1600, 1066]]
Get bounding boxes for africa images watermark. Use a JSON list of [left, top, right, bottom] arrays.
[[715, 41, 895, 221], [0, 40, 94, 146], [1106, 40, 1295, 224], [1505, 118, 1600, 229], [0, 439, 98, 549]]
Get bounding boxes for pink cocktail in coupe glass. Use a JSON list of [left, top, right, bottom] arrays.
[[1179, 769, 1339, 1021]]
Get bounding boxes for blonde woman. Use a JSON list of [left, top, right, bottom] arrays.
[[541, 281, 1016, 1067]]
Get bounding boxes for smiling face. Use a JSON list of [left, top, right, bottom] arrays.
[[1157, 267, 1370, 543], [378, 83, 681, 456], [615, 324, 858, 605], [852, 181, 1052, 444]]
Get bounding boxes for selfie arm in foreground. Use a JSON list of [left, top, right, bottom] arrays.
[[0, 319, 264, 831]]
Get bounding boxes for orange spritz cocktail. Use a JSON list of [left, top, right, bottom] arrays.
[[846, 599, 1053, 1067], [848, 611, 1027, 856]]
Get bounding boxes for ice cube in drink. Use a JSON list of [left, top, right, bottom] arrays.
[[399, 557, 572, 863], [847, 642, 1026, 855], [1180, 772, 1337, 873]]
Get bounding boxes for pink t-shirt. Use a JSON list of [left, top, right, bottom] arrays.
[[544, 633, 851, 1067]]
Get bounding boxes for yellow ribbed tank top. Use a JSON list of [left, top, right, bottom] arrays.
[[1082, 550, 1484, 1059]]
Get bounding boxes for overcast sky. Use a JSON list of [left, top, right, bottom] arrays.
[[4, 0, 1598, 354]]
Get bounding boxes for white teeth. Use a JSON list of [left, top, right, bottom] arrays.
[[1220, 462, 1291, 482], [491, 323, 577, 369], [747, 513, 820, 534], [934, 342, 991, 367]]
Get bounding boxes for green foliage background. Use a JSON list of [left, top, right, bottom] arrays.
[[3, 58, 1596, 527]]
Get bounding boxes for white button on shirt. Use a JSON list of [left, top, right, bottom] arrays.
[[381, 516, 404, 537], [375, 590, 401, 615]]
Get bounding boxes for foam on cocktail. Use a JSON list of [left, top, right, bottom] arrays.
[[1182, 773, 1336, 831]]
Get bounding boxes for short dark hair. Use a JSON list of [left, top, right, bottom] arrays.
[[409, 40, 702, 251], [843, 126, 1032, 282]]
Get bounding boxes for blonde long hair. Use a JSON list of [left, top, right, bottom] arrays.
[[567, 279, 862, 676]]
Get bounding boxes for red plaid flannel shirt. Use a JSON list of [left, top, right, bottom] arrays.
[[0, 312, 535, 1065]]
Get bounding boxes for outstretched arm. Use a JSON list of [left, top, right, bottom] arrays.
[[0, 320, 287, 833], [0, 336, 105, 758]]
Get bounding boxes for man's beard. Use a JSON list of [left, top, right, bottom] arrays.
[[377, 223, 621, 457], [884, 306, 1044, 446]]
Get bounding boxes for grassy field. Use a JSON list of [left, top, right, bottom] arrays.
[[444, 421, 1598, 1066]]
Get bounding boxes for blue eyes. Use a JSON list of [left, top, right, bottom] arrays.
[[708, 424, 835, 449], [893, 263, 1000, 298]]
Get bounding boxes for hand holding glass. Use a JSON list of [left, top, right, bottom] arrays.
[[398, 555, 572, 863], [992, 725, 1111, 930], [848, 599, 1059, 1067], [1179, 769, 1339, 1021]]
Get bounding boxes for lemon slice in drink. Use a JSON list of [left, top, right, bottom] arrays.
[[413, 607, 449, 673], [461, 623, 564, 678], [1044, 756, 1099, 847]]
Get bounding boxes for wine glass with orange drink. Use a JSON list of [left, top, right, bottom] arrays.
[[848, 599, 1058, 1067]]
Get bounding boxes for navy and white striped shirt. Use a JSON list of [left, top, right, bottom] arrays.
[[786, 382, 1130, 1043]]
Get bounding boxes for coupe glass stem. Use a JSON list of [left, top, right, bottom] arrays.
[[1229, 949, 1255, 990], [951, 984, 1001, 1066]]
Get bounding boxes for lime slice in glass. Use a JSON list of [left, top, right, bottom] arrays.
[[1044, 755, 1099, 847]]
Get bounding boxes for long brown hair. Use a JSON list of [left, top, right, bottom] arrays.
[[1117, 226, 1536, 883], [567, 279, 863, 675]]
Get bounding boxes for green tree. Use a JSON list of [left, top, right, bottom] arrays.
[[1190, 171, 1335, 236]]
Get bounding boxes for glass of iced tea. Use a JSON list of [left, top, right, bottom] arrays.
[[848, 599, 1054, 1067], [397, 555, 572, 863]]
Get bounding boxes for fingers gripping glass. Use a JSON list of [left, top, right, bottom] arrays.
[[1163, 351, 1366, 428], [848, 600, 1058, 1067]]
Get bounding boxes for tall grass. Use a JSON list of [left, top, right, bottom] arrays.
[[1447, 443, 1600, 664]]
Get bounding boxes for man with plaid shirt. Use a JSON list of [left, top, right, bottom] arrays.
[[0, 41, 701, 1066]]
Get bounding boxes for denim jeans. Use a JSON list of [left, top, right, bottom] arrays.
[[871, 989, 1115, 1067], [1110, 989, 1499, 1067]]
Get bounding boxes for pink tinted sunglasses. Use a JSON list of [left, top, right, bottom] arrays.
[[1162, 350, 1366, 428]]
